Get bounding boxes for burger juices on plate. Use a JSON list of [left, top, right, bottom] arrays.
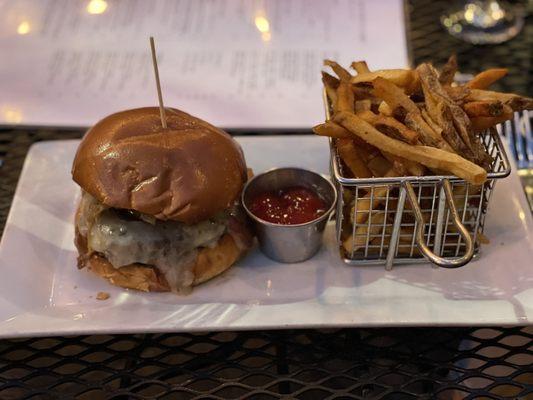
[[72, 107, 253, 293]]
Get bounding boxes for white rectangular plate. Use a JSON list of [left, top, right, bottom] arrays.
[[0, 136, 531, 338]]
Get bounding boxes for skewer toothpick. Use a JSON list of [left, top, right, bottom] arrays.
[[149, 36, 167, 129]]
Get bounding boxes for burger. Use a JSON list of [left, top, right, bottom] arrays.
[[72, 107, 253, 293]]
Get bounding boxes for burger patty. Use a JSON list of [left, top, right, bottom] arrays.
[[77, 192, 235, 291]]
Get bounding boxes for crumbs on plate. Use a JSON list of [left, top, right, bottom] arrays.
[[96, 291, 110, 300]]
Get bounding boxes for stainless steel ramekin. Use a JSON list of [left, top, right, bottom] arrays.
[[242, 167, 337, 263]]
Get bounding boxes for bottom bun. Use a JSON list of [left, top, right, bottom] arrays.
[[77, 233, 244, 292]]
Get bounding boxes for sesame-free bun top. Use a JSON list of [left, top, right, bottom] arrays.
[[72, 107, 247, 224]]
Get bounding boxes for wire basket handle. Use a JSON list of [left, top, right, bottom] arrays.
[[404, 179, 474, 268]]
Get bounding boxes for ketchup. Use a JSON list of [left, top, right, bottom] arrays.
[[249, 186, 327, 225]]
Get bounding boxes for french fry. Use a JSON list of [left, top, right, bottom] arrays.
[[404, 113, 449, 149], [444, 85, 471, 103], [349, 165, 424, 227], [350, 135, 380, 157], [370, 227, 418, 246], [321, 71, 339, 89], [343, 211, 387, 253], [355, 99, 372, 112], [334, 111, 487, 185], [421, 109, 442, 135], [417, 63, 474, 153], [336, 138, 373, 178], [465, 68, 508, 89], [371, 77, 418, 113], [377, 120, 419, 145], [372, 77, 447, 149], [351, 69, 420, 93], [418, 63, 494, 169], [322, 71, 339, 106], [336, 81, 355, 112], [324, 59, 352, 81], [463, 101, 512, 117], [352, 185, 389, 225], [470, 113, 513, 132], [467, 89, 533, 112], [351, 61, 370, 74], [439, 54, 458, 85], [357, 110, 419, 144], [382, 151, 426, 176], [346, 207, 422, 254], [313, 121, 351, 139], [351, 83, 375, 100], [367, 154, 393, 177], [368, 236, 421, 256], [378, 101, 393, 116], [421, 105, 478, 167]]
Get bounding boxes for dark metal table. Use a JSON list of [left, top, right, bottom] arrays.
[[0, 1, 532, 399]]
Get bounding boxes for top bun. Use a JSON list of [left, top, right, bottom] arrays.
[[72, 107, 247, 224]]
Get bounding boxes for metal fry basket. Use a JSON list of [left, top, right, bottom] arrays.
[[325, 93, 511, 269]]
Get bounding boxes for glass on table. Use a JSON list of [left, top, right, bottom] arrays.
[[440, 0, 525, 44]]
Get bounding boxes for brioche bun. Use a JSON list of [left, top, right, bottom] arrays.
[[72, 107, 247, 224]]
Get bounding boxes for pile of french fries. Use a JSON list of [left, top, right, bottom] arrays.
[[314, 56, 532, 255], [315, 55, 533, 184]]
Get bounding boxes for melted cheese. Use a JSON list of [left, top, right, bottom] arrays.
[[86, 201, 227, 292]]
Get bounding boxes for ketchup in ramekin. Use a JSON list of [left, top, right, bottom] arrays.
[[248, 186, 327, 225], [242, 167, 337, 263]]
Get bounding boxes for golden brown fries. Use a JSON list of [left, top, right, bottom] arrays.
[[355, 99, 372, 112], [471, 114, 513, 132], [465, 68, 508, 89], [351, 61, 370, 74], [378, 101, 393, 116], [371, 76, 418, 114], [371, 226, 420, 250], [352, 69, 420, 94], [317, 56, 532, 257], [367, 154, 393, 177], [445, 85, 471, 103], [352, 85, 375, 100], [313, 121, 351, 139], [352, 186, 389, 225], [343, 211, 387, 253], [322, 71, 339, 107], [357, 110, 419, 144], [334, 111, 487, 185], [466, 89, 533, 112], [438, 54, 458, 85], [336, 138, 372, 178], [463, 101, 511, 117], [417, 63, 493, 169], [336, 82, 355, 112], [324, 59, 352, 82], [373, 77, 450, 149], [321, 71, 339, 89], [382, 152, 425, 176], [350, 168, 409, 227]]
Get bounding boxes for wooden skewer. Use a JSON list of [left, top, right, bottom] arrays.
[[149, 36, 167, 129]]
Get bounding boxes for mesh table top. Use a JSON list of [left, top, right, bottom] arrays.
[[0, 1, 532, 399]]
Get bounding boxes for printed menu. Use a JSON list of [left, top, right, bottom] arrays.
[[0, 0, 408, 128]]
